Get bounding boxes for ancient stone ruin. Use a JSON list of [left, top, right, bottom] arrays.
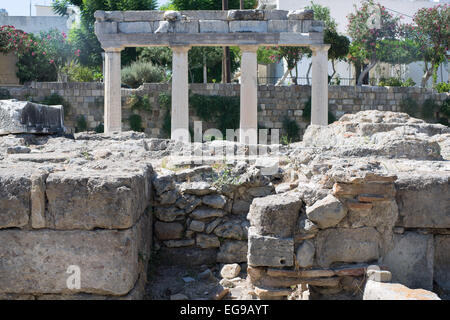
[[0, 9, 449, 301], [94, 9, 330, 143], [0, 102, 448, 299]]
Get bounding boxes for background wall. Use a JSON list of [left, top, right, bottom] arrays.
[[1, 82, 448, 138]]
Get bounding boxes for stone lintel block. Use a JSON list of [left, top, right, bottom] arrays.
[[174, 20, 199, 33], [181, 10, 228, 21], [118, 22, 155, 34], [0, 214, 151, 296], [310, 20, 325, 33], [264, 10, 289, 20], [45, 169, 150, 230], [248, 227, 294, 267], [122, 11, 164, 22], [199, 20, 229, 33], [287, 20, 303, 33], [227, 10, 265, 21], [0, 168, 31, 229], [287, 9, 314, 20], [95, 21, 118, 34], [267, 20, 288, 33], [229, 21, 268, 33]]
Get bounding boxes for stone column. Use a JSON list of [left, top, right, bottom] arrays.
[[171, 46, 191, 142], [311, 44, 331, 126], [103, 48, 123, 133], [239, 45, 258, 145]]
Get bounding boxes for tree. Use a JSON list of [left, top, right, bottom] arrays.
[[347, 0, 401, 85], [52, 0, 158, 67], [402, 4, 449, 87]]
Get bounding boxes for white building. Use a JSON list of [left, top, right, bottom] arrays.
[[269, 0, 449, 87]]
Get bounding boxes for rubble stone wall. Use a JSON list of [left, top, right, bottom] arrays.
[[1, 82, 448, 137]]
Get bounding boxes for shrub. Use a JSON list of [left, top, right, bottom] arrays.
[[128, 114, 143, 132], [76, 115, 87, 132], [94, 123, 104, 133], [399, 97, 420, 117], [41, 93, 70, 116], [421, 99, 441, 121], [190, 94, 240, 135], [378, 77, 416, 87], [282, 117, 300, 143], [158, 92, 171, 138], [0, 88, 10, 99], [127, 94, 151, 112], [67, 63, 103, 82], [121, 61, 165, 88], [436, 82, 450, 93]]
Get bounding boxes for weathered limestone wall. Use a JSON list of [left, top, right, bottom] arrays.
[[0, 159, 153, 299], [0, 53, 19, 85], [1, 82, 448, 137]]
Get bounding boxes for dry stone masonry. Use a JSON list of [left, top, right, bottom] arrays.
[[0, 92, 449, 300]]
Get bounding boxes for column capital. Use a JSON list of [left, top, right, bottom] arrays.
[[171, 45, 191, 53], [103, 47, 123, 53], [310, 44, 331, 53], [240, 45, 259, 53]]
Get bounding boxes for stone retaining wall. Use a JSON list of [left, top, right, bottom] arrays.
[[1, 82, 448, 138]]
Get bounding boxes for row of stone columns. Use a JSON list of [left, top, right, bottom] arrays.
[[103, 44, 330, 141]]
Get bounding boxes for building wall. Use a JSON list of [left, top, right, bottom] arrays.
[[1, 82, 448, 137], [0, 16, 69, 34], [0, 53, 19, 85]]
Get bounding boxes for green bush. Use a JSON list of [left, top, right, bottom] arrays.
[[76, 115, 87, 132], [158, 92, 172, 138], [436, 82, 450, 93], [190, 94, 240, 135], [0, 88, 10, 99], [378, 77, 416, 87], [422, 99, 441, 121], [41, 93, 70, 116], [282, 117, 300, 144], [127, 94, 151, 112], [399, 97, 420, 117], [67, 63, 103, 82], [94, 123, 104, 133], [121, 61, 165, 88], [128, 114, 143, 132]]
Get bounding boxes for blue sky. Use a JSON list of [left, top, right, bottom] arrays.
[[0, 0, 170, 16]]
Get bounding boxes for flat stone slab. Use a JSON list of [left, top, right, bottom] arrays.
[[45, 169, 151, 230], [363, 280, 440, 300], [382, 232, 434, 290], [0, 214, 150, 296], [0, 99, 64, 135], [434, 235, 450, 292]]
